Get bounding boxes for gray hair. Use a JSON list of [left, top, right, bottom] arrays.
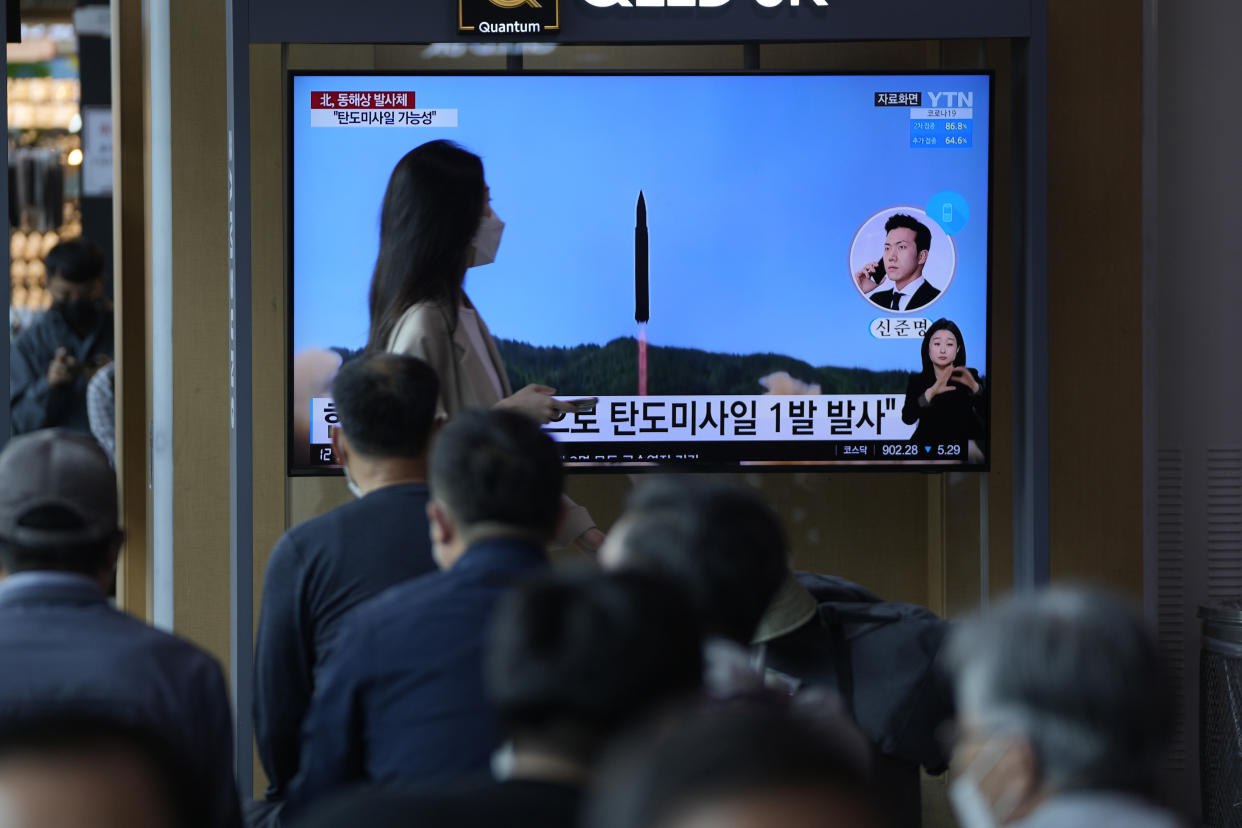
[[946, 586, 1172, 793]]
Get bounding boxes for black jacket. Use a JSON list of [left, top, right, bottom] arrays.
[[901, 369, 986, 447], [867, 281, 941, 312], [253, 482, 436, 799], [0, 573, 242, 828]]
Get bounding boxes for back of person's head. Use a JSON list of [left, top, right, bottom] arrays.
[[585, 703, 882, 828], [602, 478, 789, 644], [330, 353, 439, 459], [0, 429, 120, 577], [946, 585, 1172, 795], [0, 715, 194, 828], [428, 408, 564, 541], [44, 239, 105, 284], [486, 568, 703, 765], [367, 140, 486, 352]]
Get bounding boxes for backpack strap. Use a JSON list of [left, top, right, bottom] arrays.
[[817, 603, 856, 719]]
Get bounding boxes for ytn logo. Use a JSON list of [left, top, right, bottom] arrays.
[[926, 91, 974, 107]]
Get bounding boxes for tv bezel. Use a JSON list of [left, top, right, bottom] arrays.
[[285, 68, 995, 476]]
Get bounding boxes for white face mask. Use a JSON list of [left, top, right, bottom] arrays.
[[948, 735, 1024, 828], [343, 465, 364, 500], [470, 210, 505, 267]]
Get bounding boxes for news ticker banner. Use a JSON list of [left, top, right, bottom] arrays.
[[309, 91, 458, 128], [310, 394, 915, 445]]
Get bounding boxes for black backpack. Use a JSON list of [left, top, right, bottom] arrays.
[[762, 571, 955, 774]]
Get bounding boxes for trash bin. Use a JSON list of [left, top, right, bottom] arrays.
[[1200, 603, 1242, 827]]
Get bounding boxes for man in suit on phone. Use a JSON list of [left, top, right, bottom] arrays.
[[855, 214, 941, 312]]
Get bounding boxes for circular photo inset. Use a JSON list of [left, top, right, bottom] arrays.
[[849, 206, 957, 314]]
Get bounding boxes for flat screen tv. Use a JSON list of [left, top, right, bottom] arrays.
[[289, 71, 991, 473]]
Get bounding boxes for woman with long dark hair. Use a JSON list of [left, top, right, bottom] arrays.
[[900, 319, 985, 459], [370, 140, 602, 549]]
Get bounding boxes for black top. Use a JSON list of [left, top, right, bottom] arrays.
[[0, 573, 242, 828], [253, 482, 436, 798], [868, 280, 941, 312], [9, 307, 113, 434], [289, 778, 583, 828], [900, 369, 986, 447], [285, 537, 548, 815]]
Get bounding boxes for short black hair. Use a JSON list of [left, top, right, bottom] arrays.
[[919, 318, 968, 377], [428, 409, 564, 539], [330, 353, 439, 458], [486, 568, 703, 762], [614, 479, 788, 644], [43, 239, 105, 284], [884, 213, 932, 253], [585, 703, 881, 828], [0, 714, 196, 828], [0, 505, 115, 576]]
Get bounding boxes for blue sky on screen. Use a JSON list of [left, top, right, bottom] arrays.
[[292, 73, 990, 374]]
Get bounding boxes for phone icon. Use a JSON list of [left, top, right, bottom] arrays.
[[942, 203, 953, 224]]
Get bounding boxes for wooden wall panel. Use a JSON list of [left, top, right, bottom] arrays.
[[113, 0, 149, 618], [163, 0, 232, 666], [250, 41, 286, 659], [1046, 0, 1143, 593]]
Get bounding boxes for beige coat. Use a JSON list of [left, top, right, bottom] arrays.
[[388, 300, 595, 545]]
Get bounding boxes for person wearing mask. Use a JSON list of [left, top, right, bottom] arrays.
[[285, 409, 564, 813], [366, 139, 602, 553], [10, 239, 114, 435], [943, 586, 1186, 828], [252, 353, 441, 801]]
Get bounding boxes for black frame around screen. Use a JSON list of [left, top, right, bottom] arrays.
[[286, 68, 995, 476]]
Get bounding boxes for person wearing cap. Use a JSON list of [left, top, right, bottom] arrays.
[[753, 568, 955, 828], [0, 429, 242, 828], [598, 477, 794, 697]]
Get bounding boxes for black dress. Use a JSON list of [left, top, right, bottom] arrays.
[[900, 369, 986, 448]]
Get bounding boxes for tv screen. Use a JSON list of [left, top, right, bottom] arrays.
[[289, 72, 991, 473]]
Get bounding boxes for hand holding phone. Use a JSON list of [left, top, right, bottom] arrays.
[[854, 259, 885, 294]]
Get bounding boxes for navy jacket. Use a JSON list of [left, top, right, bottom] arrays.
[[0, 572, 241, 828], [10, 307, 113, 435], [290, 778, 582, 828], [285, 536, 548, 813], [253, 482, 436, 798]]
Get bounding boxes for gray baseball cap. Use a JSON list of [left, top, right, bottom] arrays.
[[0, 429, 118, 547]]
